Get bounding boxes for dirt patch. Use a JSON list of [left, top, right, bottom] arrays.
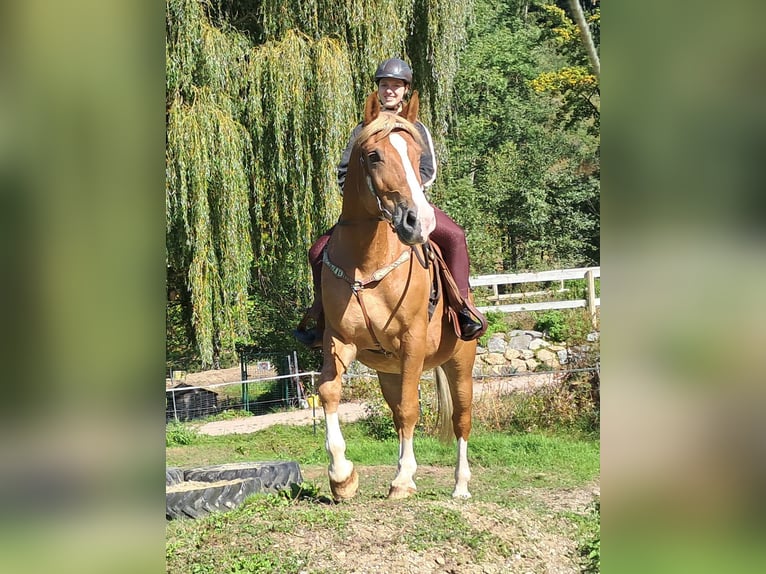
[[281, 465, 597, 574], [196, 401, 369, 436]]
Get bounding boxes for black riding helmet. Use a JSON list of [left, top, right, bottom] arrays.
[[374, 58, 413, 85]]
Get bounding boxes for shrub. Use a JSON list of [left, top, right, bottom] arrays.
[[166, 422, 200, 446], [472, 373, 599, 438], [533, 309, 595, 343], [360, 401, 397, 441]]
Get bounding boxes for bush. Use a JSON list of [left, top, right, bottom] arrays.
[[472, 373, 599, 438], [360, 401, 397, 441], [166, 422, 200, 446], [533, 309, 594, 343]]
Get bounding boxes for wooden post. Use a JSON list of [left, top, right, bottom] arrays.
[[585, 269, 597, 327]]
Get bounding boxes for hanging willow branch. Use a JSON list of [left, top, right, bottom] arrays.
[[166, 0, 472, 364], [166, 87, 253, 366]]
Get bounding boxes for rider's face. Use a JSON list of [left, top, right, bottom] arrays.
[[378, 79, 407, 110]]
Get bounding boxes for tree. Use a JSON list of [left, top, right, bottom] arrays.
[[441, 0, 599, 272], [165, 0, 473, 367]]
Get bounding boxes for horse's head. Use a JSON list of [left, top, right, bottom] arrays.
[[350, 91, 436, 245]]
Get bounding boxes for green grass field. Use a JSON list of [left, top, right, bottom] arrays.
[[167, 420, 600, 573]]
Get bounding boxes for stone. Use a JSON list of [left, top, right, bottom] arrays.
[[557, 349, 569, 364], [525, 330, 543, 338], [587, 332, 600, 342], [548, 344, 566, 352], [510, 358, 528, 372], [536, 348, 559, 368], [508, 333, 533, 350], [521, 349, 534, 360], [487, 337, 507, 354], [483, 353, 506, 365], [490, 365, 515, 376], [529, 338, 549, 351], [504, 348, 522, 361], [475, 345, 487, 355], [525, 358, 539, 371]]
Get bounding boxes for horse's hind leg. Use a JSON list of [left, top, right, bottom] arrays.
[[378, 371, 420, 499], [441, 349, 475, 499], [318, 338, 359, 501]]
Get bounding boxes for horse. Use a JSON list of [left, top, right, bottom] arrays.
[[316, 90, 477, 501]]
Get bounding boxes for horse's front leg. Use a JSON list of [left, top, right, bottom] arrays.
[[378, 352, 424, 500], [318, 335, 358, 501]]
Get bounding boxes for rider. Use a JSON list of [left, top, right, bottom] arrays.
[[294, 58, 485, 347]]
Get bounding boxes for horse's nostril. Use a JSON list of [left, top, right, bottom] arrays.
[[406, 211, 417, 227]]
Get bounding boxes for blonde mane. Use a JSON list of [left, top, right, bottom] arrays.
[[355, 113, 424, 149]]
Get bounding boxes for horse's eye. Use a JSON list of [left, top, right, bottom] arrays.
[[368, 151, 382, 164]]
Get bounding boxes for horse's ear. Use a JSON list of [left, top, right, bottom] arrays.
[[402, 90, 419, 124], [363, 91, 380, 125]]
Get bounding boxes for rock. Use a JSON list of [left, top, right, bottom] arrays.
[[475, 345, 487, 355], [557, 349, 569, 364], [525, 330, 543, 338], [510, 358, 528, 372], [525, 358, 538, 371], [529, 338, 549, 351], [536, 349, 559, 368], [487, 337, 507, 353], [483, 352, 507, 365], [504, 348, 522, 361], [508, 333, 533, 350], [521, 349, 534, 360], [548, 344, 566, 352], [587, 332, 600, 342]]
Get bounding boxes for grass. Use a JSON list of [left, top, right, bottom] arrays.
[[167, 372, 600, 573], [167, 421, 598, 484]]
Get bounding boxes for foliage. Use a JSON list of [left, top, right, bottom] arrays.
[[166, 421, 201, 446], [359, 401, 398, 442], [478, 311, 511, 346], [534, 310, 568, 341], [472, 373, 599, 439], [442, 0, 599, 272], [166, 0, 475, 368], [574, 499, 601, 573], [530, 3, 600, 133], [533, 308, 594, 343]]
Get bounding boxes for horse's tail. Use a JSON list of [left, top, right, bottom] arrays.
[[434, 366, 454, 444]]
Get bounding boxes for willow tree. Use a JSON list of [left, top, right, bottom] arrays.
[[166, 0, 473, 367]]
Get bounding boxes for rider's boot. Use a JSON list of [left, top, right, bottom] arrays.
[[293, 298, 324, 348], [457, 305, 484, 341]]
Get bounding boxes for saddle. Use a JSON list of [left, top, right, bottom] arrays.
[[425, 241, 487, 341]]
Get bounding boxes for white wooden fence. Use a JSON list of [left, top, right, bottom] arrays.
[[470, 266, 600, 321]]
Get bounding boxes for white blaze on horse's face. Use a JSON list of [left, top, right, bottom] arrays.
[[388, 132, 436, 242]]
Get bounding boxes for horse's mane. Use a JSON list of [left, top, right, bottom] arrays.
[[355, 113, 424, 149]]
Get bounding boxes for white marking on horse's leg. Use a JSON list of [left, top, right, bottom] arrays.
[[325, 412, 354, 483], [389, 133, 436, 238], [452, 437, 472, 499], [391, 436, 418, 491]]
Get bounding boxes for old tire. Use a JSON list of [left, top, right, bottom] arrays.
[[166, 461, 303, 520], [183, 461, 303, 493], [166, 467, 184, 487], [166, 477, 265, 520]]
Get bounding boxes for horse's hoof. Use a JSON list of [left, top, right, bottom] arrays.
[[330, 468, 359, 501], [387, 485, 417, 499], [452, 489, 472, 500]]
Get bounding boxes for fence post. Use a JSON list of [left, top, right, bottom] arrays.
[[585, 269, 597, 327], [170, 388, 179, 423]]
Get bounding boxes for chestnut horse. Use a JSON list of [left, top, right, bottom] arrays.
[[316, 91, 476, 501]]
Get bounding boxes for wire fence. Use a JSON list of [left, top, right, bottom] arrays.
[[165, 364, 600, 425]]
